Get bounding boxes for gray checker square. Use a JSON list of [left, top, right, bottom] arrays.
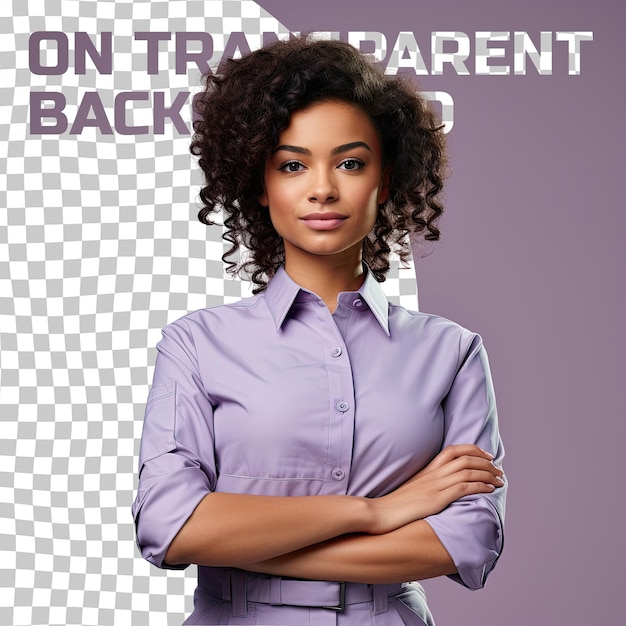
[[0, 2, 417, 625]]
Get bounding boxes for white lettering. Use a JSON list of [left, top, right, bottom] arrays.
[[475, 31, 510, 75], [347, 31, 387, 63], [422, 91, 454, 134], [514, 32, 553, 75], [431, 32, 470, 75], [387, 31, 428, 75], [555, 31, 594, 75]]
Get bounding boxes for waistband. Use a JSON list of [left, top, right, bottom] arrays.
[[198, 566, 404, 617]]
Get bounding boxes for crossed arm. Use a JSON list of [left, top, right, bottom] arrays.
[[135, 322, 506, 586], [163, 444, 504, 583]]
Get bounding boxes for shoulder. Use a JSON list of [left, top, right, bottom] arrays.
[[388, 303, 482, 362], [168, 293, 264, 329], [157, 293, 269, 350]]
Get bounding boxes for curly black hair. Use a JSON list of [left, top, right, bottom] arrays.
[[191, 37, 447, 292]]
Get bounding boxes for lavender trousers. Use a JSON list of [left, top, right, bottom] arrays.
[[182, 568, 435, 625]]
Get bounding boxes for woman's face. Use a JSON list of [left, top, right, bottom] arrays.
[[260, 100, 389, 270]]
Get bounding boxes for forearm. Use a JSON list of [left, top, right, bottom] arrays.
[[243, 519, 456, 584], [165, 491, 373, 567], [164, 444, 502, 570]]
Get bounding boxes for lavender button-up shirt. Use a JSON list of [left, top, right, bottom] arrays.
[[132, 266, 506, 592]]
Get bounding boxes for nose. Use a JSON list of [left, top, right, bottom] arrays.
[[308, 167, 337, 203]]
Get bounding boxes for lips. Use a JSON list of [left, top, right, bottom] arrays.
[[300, 212, 348, 231]]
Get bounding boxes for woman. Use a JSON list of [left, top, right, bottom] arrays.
[[132, 37, 506, 625]]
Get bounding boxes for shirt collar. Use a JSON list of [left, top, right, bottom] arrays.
[[264, 265, 390, 336]]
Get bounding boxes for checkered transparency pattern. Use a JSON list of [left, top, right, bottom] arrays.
[[0, 2, 419, 625]]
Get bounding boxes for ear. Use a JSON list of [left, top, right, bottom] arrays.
[[377, 165, 392, 205], [258, 187, 269, 207]]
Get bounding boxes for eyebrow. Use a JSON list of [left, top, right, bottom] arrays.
[[273, 141, 373, 156]]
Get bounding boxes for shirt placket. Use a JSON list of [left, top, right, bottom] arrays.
[[312, 300, 356, 496]]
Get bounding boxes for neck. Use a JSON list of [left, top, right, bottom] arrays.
[[284, 250, 365, 313]]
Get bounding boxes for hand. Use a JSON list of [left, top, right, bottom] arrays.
[[367, 444, 504, 535]]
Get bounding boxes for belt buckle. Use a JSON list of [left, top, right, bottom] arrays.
[[323, 582, 346, 612]]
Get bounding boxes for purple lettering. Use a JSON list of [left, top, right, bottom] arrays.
[[75, 32, 113, 74], [70, 92, 113, 134], [222, 32, 252, 67], [153, 91, 190, 134], [115, 92, 150, 135], [134, 32, 172, 74], [175, 32, 213, 75], [29, 92, 68, 134], [29, 32, 68, 75]]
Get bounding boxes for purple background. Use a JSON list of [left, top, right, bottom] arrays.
[[258, 1, 624, 624]]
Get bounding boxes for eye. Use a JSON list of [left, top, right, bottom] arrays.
[[278, 160, 306, 172], [338, 158, 365, 171]]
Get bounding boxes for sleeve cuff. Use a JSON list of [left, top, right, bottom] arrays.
[[424, 495, 504, 590], [133, 456, 211, 569]]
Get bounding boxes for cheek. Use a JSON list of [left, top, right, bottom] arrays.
[[262, 177, 292, 210], [365, 184, 384, 214], [360, 171, 386, 202], [364, 187, 384, 231], [267, 203, 290, 238], [260, 166, 281, 207]]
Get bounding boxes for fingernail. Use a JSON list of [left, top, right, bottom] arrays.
[[481, 449, 494, 459]]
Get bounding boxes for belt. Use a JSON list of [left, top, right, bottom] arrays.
[[199, 568, 403, 617], [245, 578, 360, 611]]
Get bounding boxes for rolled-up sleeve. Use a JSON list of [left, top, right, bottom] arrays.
[[424, 332, 507, 590], [131, 319, 216, 569]]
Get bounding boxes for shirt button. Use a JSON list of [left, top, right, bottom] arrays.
[[331, 468, 345, 481], [336, 401, 350, 412], [352, 298, 363, 308], [331, 347, 342, 357]]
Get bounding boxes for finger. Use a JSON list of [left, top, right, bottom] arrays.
[[414, 474, 504, 518], [423, 466, 501, 493], [443, 480, 504, 500], [422, 445, 494, 474], [423, 453, 503, 481], [439, 444, 494, 461], [448, 455, 503, 477], [442, 470, 506, 495], [452, 468, 505, 487]]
